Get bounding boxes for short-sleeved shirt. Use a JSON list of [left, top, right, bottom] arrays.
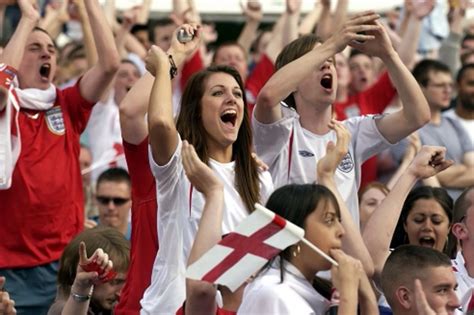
[[238, 259, 329, 314], [0, 79, 93, 268], [252, 104, 392, 224], [140, 136, 274, 314], [452, 251, 474, 315]]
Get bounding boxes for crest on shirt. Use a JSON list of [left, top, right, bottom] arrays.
[[45, 106, 65, 135], [337, 152, 354, 173], [299, 150, 314, 157]]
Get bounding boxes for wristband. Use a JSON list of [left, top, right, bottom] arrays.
[[168, 55, 178, 80], [71, 289, 92, 302]]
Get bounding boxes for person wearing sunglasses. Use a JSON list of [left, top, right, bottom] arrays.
[[92, 168, 132, 241]]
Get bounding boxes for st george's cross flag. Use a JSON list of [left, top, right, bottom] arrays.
[[185, 203, 305, 292]]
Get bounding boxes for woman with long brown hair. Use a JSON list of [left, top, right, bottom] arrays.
[[140, 25, 273, 314]]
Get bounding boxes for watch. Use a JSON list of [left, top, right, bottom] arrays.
[[71, 291, 91, 302]]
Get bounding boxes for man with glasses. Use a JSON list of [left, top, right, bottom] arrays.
[[93, 168, 132, 240], [451, 186, 474, 315], [409, 59, 474, 199]]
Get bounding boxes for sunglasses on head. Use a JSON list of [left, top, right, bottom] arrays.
[[96, 196, 130, 206]]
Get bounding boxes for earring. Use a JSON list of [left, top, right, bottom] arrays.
[[292, 244, 301, 257]]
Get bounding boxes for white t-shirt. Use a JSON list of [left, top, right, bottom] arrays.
[[252, 104, 392, 224], [238, 259, 330, 314], [83, 91, 126, 182], [443, 109, 474, 146], [140, 136, 274, 314], [452, 251, 474, 315]]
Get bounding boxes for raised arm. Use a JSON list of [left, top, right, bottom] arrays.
[[350, 21, 431, 144], [255, 12, 380, 124], [61, 242, 114, 315], [237, 1, 263, 54], [183, 141, 224, 314], [146, 24, 201, 165], [436, 152, 474, 188], [119, 24, 200, 145], [363, 146, 452, 285], [396, 0, 434, 69], [298, 1, 322, 35], [0, 0, 39, 69], [262, 0, 301, 64], [78, 0, 120, 103], [317, 120, 374, 277], [38, 0, 70, 40]]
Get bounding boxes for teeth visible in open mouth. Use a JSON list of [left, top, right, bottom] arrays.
[[39, 64, 51, 78], [321, 74, 332, 89], [220, 109, 237, 126]]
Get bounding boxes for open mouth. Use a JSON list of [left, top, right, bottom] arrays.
[[418, 236, 435, 248], [39, 63, 51, 79], [320, 74, 333, 90], [220, 109, 237, 127]]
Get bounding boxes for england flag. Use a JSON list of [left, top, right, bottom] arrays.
[[186, 204, 305, 292]]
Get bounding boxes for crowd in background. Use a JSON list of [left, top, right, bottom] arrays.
[[0, 0, 473, 314]]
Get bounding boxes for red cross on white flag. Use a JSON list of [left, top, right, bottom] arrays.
[[186, 203, 337, 292]]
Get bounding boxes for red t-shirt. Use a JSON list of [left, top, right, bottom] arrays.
[[0, 79, 93, 269], [245, 53, 275, 114], [115, 137, 158, 315], [334, 72, 397, 186]]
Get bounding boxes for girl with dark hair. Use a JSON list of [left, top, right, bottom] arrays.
[[391, 185, 454, 254], [141, 25, 273, 314], [238, 121, 378, 314]]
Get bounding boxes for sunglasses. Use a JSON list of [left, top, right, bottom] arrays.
[[96, 196, 130, 206]]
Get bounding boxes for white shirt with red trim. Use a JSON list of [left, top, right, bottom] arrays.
[[252, 104, 392, 225], [140, 136, 274, 314], [453, 251, 474, 314]]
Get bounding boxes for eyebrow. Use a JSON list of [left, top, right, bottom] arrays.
[[210, 85, 241, 90]]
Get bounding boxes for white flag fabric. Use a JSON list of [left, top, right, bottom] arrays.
[[186, 203, 305, 292]]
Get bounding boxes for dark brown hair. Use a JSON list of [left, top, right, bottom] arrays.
[[176, 65, 260, 213], [274, 34, 322, 109]]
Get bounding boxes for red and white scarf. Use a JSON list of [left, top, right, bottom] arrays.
[[0, 64, 56, 189]]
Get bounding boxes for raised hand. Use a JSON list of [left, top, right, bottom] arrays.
[[145, 45, 169, 77], [411, 0, 435, 20], [407, 145, 453, 179], [169, 23, 202, 57], [0, 277, 16, 315], [349, 20, 395, 60], [241, 1, 263, 22], [326, 11, 381, 53], [286, 0, 301, 14], [316, 119, 351, 178], [182, 140, 223, 198], [18, 0, 40, 21], [72, 242, 114, 295]]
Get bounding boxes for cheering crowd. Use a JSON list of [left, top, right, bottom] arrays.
[[0, 0, 473, 314]]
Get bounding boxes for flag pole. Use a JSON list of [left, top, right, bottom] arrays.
[[300, 238, 339, 267]]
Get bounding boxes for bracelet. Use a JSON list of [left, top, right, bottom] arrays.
[[168, 55, 178, 80], [70, 286, 93, 302], [71, 291, 91, 302]]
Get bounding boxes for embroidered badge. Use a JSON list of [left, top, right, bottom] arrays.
[[299, 150, 314, 157], [337, 152, 354, 173], [45, 106, 65, 135]]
